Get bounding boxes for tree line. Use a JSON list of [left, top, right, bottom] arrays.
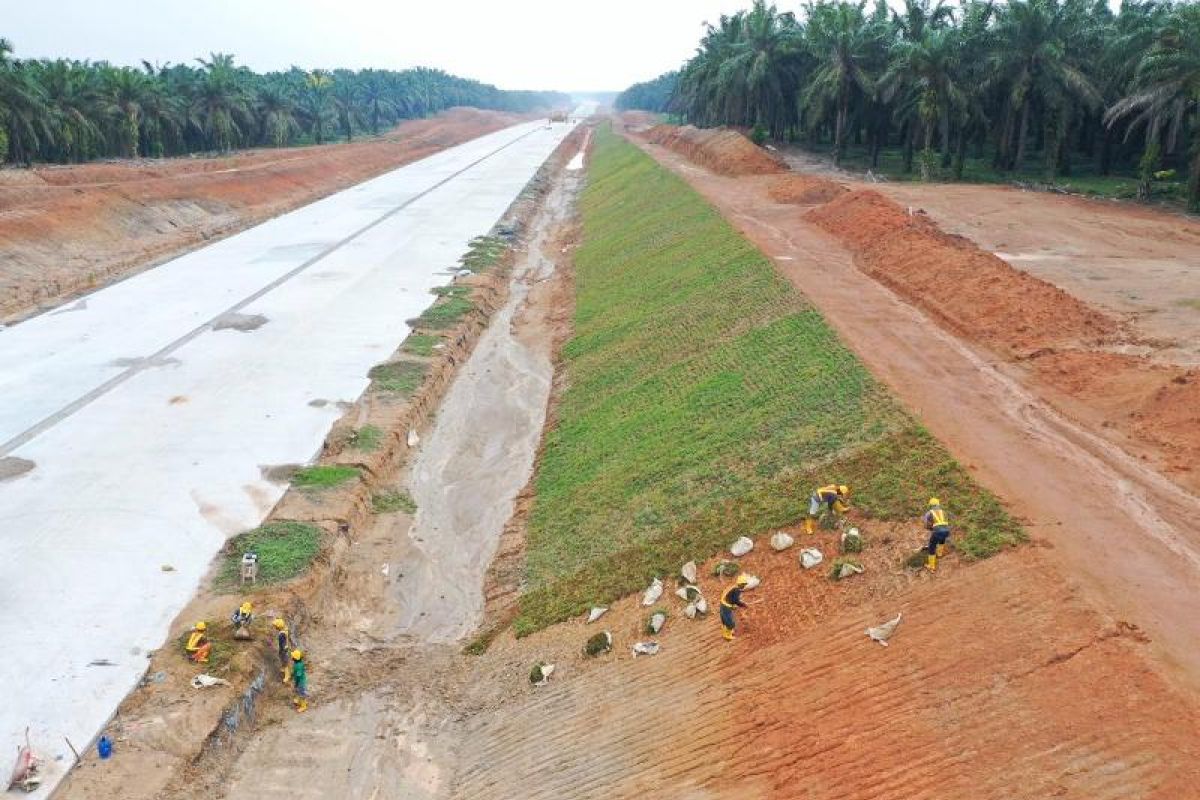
[[0, 39, 569, 164], [617, 0, 1200, 209]]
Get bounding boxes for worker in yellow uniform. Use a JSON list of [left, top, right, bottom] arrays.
[[231, 601, 253, 640], [273, 618, 293, 683], [719, 575, 760, 641], [805, 484, 850, 534], [290, 649, 309, 713], [923, 497, 951, 571], [185, 621, 211, 664]]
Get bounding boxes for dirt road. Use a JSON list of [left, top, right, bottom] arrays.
[[628, 134, 1200, 696], [0, 108, 527, 322]]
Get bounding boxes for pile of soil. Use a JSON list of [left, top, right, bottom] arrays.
[[643, 124, 785, 177], [767, 174, 847, 205], [1031, 351, 1200, 477], [806, 189, 1121, 355], [0, 107, 526, 321]]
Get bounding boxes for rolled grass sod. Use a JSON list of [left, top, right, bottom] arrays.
[[513, 125, 1022, 635], [215, 521, 323, 590]]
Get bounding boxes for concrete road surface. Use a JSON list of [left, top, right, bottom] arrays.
[[0, 117, 577, 794]]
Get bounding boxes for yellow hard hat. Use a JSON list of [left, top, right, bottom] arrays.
[[736, 574, 750, 586], [239, 602, 252, 614], [929, 497, 941, 507], [273, 618, 286, 630], [291, 649, 304, 661], [194, 621, 207, 631], [838, 485, 849, 496]]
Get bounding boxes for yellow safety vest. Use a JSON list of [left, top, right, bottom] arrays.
[[928, 508, 949, 528]]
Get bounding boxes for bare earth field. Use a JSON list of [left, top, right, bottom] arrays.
[[0, 107, 527, 321]]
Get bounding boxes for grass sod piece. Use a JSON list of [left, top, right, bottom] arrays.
[[369, 361, 428, 395], [511, 126, 1023, 635], [410, 297, 474, 330], [176, 630, 236, 673], [459, 235, 509, 273], [291, 465, 360, 490], [348, 424, 384, 452], [401, 333, 441, 357], [214, 521, 324, 590], [584, 631, 612, 657], [371, 489, 417, 514]]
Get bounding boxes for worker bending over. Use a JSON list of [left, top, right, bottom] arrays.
[[185, 621, 211, 664], [805, 484, 850, 534], [273, 618, 292, 683], [719, 575, 759, 641], [290, 649, 309, 713], [231, 601, 253, 640], [923, 497, 952, 571]]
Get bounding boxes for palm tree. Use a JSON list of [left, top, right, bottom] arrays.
[[987, 0, 1102, 175], [299, 69, 333, 144], [0, 38, 53, 164], [191, 53, 251, 152], [802, 0, 881, 165], [101, 66, 147, 157], [358, 70, 398, 134], [893, 0, 955, 42], [28, 59, 100, 162], [720, 0, 804, 136], [254, 81, 299, 147], [1106, 3, 1200, 209], [882, 26, 965, 179], [330, 71, 360, 141]]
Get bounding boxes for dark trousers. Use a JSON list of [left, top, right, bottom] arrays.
[[927, 527, 950, 555]]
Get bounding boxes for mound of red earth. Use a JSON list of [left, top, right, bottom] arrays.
[[643, 124, 785, 177], [767, 173, 847, 205], [806, 189, 1121, 356], [0, 107, 526, 320]]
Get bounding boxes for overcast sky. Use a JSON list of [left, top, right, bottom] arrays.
[[3, 0, 759, 93]]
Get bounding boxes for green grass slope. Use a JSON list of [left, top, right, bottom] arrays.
[[515, 126, 1022, 635]]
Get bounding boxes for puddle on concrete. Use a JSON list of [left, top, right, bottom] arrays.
[[212, 312, 269, 332], [394, 171, 581, 643], [0, 456, 35, 481]]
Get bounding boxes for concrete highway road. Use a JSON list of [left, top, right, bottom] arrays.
[[0, 116, 577, 793]]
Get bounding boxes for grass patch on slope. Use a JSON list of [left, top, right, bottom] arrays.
[[514, 125, 1022, 635], [292, 465, 359, 490], [214, 521, 324, 590], [402, 333, 442, 357], [369, 361, 428, 395]]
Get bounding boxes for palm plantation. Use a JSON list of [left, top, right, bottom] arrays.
[[618, 0, 1200, 209], [0, 43, 566, 164]]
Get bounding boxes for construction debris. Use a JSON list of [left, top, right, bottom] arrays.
[[529, 662, 555, 686], [587, 606, 609, 624], [632, 641, 661, 657], [800, 548, 824, 569], [866, 613, 903, 647], [770, 531, 795, 551], [190, 674, 231, 689], [741, 575, 761, 590], [648, 611, 668, 634], [7, 729, 42, 793], [407, 429, 420, 448], [730, 536, 754, 557], [680, 560, 698, 584], [641, 577, 664, 606]]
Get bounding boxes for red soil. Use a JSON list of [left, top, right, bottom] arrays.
[[767, 173, 847, 205], [643, 124, 785, 177], [0, 107, 526, 320], [805, 189, 1122, 356]]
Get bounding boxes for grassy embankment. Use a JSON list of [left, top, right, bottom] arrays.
[[514, 125, 1022, 635]]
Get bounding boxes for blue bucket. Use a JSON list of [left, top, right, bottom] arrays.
[[98, 736, 113, 759]]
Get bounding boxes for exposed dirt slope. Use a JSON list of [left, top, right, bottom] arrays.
[[453, 539, 1200, 800], [806, 189, 1121, 356], [0, 108, 525, 321], [643, 124, 785, 176]]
